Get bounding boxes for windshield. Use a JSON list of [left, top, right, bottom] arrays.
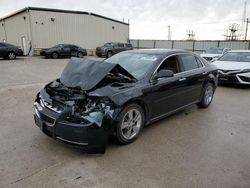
[[219, 52, 250, 62], [206, 48, 223, 54], [104, 53, 161, 79], [104, 43, 114, 47]]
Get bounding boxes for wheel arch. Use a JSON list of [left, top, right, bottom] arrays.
[[123, 99, 149, 124]]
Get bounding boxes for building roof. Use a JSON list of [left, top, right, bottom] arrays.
[[0, 7, 129, 25]]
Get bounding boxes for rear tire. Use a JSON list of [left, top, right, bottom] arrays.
[[115, 103, 144, 145], [51, 52, 59, 59], [106, 51, 113, 58], [7, 52, 16, 60], [197, 83, 215, 108]]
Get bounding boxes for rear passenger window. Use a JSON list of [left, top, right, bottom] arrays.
[[180, 55, 199, 71]]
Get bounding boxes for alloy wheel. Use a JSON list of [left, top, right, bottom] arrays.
[[204, 85, 214, 105], [121, 109, 142, 140], [8, 52, 16, 60]]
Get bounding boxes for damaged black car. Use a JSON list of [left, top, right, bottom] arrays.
[[34, 49, 218, 153]]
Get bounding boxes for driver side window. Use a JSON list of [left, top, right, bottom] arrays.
[[157, 56, 181, 74]]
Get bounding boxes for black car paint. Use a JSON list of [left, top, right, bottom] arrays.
[[40, 44, 87, 58], [0, 42, 24, 58], [34, 50, 218, 153]]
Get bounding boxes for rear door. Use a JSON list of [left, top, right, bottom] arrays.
[[117, 43, 125, 53], [177, 54, 206, 103], [60, 45, 71, 56]]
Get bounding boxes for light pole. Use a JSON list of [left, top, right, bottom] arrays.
[[245, 18, 249, 40]]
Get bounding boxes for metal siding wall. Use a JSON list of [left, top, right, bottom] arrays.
[[130, 40, 250, 51], [137, 40, 154, 48], [130, 40, 138, 48], [219, 41, 249, 50], [155, 40, 172, 49], [1, 11, 31, 54], [30, 10, 129, 49], [194, 41, 218, 51], [173, 41, 193, 50], [0, 21, 6, 41]]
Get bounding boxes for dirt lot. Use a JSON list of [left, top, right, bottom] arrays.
[[0, 56, 250, 188]]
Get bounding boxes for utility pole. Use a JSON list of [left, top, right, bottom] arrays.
[[168, 25, 171, 40], [245, 18, 249, 40]]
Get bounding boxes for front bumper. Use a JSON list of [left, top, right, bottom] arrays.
[[17, 49, 24, 56], [34, 101, 114, 153], [218, 71, 250, 85]]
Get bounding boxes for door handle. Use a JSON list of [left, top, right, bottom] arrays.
[[179, 77, 186, 82]]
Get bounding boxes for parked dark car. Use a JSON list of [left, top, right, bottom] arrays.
[[34, 49, 218, 153], [96, 42, 133, 58], [40, 44, 87, 59], [0, 42, 23, 60]]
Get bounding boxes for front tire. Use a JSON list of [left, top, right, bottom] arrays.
[[115, 103, 144, 145], [7, 52, 16, 60], [197, 83, 215, 108], [77, 52, 84, 58]]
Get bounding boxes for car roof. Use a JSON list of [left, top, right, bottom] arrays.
[[0, 42, 15, 46], [228, 50, 250, 52], [123, 49, 191, 56]]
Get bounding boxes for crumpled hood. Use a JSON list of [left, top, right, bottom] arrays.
[[212, 60, 250, 70], [60, 58, 135, 91]]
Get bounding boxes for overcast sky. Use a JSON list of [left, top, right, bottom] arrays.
[[0, 0, 249, 40]]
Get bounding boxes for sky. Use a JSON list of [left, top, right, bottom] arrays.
[[0, 0, 249, 40]]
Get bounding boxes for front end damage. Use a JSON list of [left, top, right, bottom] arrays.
[[34, 81, 121, 153], [34, 58, 136, 153]]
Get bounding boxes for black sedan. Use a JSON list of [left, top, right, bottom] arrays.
[[34, 49, 218, 153], [0, 42, 24, 60], [40, 44, 87, 59]]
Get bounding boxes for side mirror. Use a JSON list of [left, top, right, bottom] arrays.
[[153, 69, 174, 80]]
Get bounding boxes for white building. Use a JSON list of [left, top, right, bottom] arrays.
[[0, 7, 129, 55]]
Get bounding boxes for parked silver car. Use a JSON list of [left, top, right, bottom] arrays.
[[212, 50, 250, 85], [201, 47, 231, 62]]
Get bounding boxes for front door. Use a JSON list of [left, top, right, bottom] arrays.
[[149, 55, 191, 119]]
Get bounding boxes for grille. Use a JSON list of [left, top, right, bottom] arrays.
[[218, 69, 241, 75], [239, 76, 250, 82]]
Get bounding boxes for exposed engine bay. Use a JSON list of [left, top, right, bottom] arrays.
[[41, 80, 114, 127], [38, 58, 136, 127]]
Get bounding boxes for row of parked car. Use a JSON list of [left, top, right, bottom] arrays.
[[0, 42, 132, 60], [1, 41, 250, 86], [40, 42, 133, 58]]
